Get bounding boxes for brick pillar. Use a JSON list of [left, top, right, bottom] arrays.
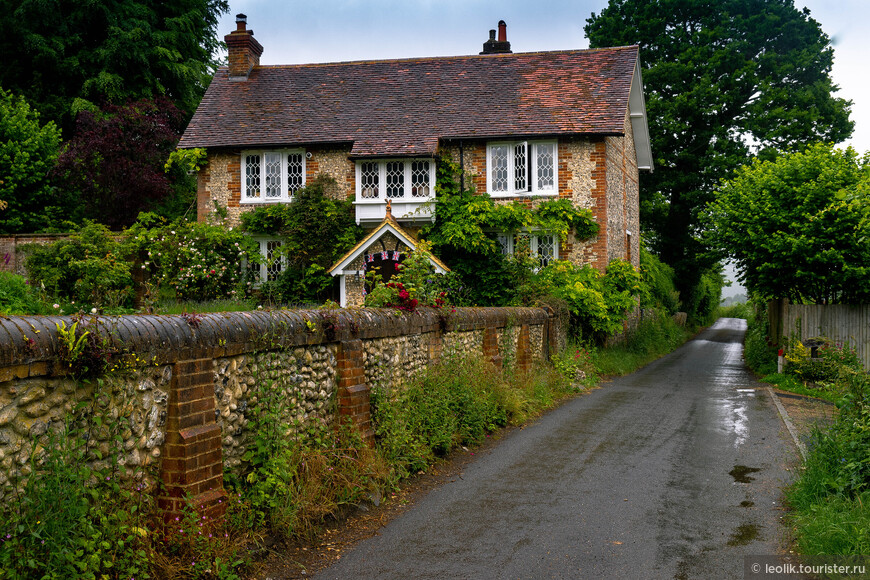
[[429, 326, 443, 364], [337, 340, 374, 442], [516, 324, 531, 372], [482, 326, 502, 369], [158, 358, 227, 524]]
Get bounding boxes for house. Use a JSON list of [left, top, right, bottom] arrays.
[[179, 15, 652, 307]]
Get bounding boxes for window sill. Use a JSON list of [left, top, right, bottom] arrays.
[[487, 191, 558, 198], [240, 198, 294, 205]]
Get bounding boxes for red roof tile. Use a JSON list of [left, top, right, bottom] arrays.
[[180, 47, 639, 156]]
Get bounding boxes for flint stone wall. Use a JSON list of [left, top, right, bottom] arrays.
[[0, 306, 562, 518]]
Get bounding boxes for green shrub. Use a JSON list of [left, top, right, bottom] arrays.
[[240, 176, 363, 304], [640, 245, 680, 314], [371, 351, 573, 481], [785, 338, 864, 384], [534, 259, 644, 343], [0, 272, 43, 315], [591, 308, 689, 376], [786, 371, 870, 555], [130, 216, 260, 302], [24, 221, 135, 311], [743, 306, 777, 376], [716, 302, 753, 319]]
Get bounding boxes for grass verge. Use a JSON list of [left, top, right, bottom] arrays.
[[591, 310, 691, 377]]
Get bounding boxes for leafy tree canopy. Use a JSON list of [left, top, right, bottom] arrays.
[[706, 143, 870, 304], [0, 0, 229, 135], [585, 0, 853, 316], [52, 97, 188, 230], [0, 87, 63, 233]]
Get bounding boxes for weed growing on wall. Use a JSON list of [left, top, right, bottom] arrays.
[[0, 333, 157, 580]]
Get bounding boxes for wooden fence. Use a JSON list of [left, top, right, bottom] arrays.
[[769, 299, 870, 370]]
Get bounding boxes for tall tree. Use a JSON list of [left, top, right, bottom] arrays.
[[52, 98, 187, 229], [0, 88, 63, 234], [585, 0, 853, 318], [0, 0, 229, 136], [707, 143, 870, 305]]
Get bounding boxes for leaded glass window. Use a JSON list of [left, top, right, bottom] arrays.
[[361, 162, 379, 198], [386, 161, 405, 198], [536, 234, 556, 267], [264, 152, 282, 198], [514, 142, 528, 192], [355, 159, 436, 201], [490, 145, 509, 192], [411, 161, 431, 197], [535, 143, 555, 191], [241, 149, 306, 202], [287, 153, 305, 194], [487, 141, 558, 196], [245, 154, 261, 199]]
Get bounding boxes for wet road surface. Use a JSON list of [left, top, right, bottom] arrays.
[[314, 319, 797, 579]]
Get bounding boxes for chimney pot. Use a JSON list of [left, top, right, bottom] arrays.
[[226, 14, 263, 80], [481, 20, 512, 55]]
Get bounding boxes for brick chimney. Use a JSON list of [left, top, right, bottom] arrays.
[[481, 20, 512, 54], [225, 13, 263, 80]]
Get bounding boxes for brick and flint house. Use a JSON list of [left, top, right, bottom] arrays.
[[179, 15, 652, 307]]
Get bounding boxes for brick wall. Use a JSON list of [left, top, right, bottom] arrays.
[[0, 234, 72, 276]]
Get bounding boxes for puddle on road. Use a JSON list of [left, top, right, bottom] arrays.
[[730, 465, 761, 483], [727, 523, 760, 546], [739, 500, 755, 508]]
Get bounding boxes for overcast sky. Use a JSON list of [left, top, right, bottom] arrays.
[[216, 1, 870, 297]]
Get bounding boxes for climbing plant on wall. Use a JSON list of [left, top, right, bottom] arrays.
[[419, 157, 599, 306]]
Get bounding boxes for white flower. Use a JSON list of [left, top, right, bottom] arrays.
[[91, 308, 98, 314], [53, 303, 59, 309]]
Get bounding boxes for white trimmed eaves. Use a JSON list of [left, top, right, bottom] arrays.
[[629, 58, 654, 172], [327, 221, 449, 276]]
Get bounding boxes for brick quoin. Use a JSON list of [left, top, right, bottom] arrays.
[[158, 358, 227, 525], [336, 340, 374, 443]]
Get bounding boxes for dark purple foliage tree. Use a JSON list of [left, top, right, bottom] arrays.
[[53, 97, 185, 229]]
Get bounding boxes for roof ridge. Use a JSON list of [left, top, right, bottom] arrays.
[[219, 45, 640, 70]]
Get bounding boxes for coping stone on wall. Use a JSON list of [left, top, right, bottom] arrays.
[[0, 308, 552, 375]]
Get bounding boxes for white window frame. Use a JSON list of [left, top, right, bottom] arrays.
[[486, 140, 558, 197], [354, 159, 436, 202], [497, 232, 559, 269], [241, 149, 306, 203], [247, 237, 287, 283]]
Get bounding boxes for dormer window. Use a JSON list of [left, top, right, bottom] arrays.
[[241, 149, 306, 203], [486, 141, 557, 196], [355, 159, 435, 201], [353, 159, 437, 224]]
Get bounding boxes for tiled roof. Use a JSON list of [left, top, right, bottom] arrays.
[[180, 47, 640, 156]]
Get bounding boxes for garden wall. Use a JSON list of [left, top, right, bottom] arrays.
[[0, 306, 562, 521], [0, 234, 72, 276]]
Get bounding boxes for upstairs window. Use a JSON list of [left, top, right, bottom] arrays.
[[356, 159, 435, 201], [497, 232, 558, 269], [242, 149, 306, 203], [487, 141, 557, 196]]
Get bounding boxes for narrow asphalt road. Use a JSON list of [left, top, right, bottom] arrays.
[[314, 318, 798, 579]]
